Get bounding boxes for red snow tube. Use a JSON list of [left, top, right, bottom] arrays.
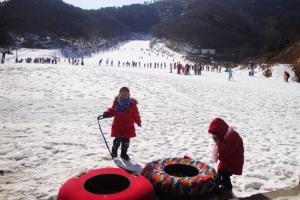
[[57, 168, 155, 200]]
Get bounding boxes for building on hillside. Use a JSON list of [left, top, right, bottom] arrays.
[[201, 49, 216, 55]]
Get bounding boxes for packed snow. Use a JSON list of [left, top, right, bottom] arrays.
[[0, 40, 300, 200]]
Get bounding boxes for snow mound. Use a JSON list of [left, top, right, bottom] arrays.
[[271, 64, 297, 82]]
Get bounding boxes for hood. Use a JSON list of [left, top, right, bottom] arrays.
[[208, 117, 229, 140]]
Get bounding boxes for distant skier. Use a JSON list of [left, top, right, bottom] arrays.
[[102, 87, 141, 161], [249, 63, 255, 76], [194, 63, 198, 75], [186, 64, 190, 75], [208, 117, 244, 194], [198, 63, 202, 75], [177, 63, 182, 74], [284, 71, 290, 82], [228, 67, 233, 81], [1, 50, 10, 64]]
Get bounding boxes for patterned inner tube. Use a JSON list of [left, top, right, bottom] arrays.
[[141, 157, 217, 196]]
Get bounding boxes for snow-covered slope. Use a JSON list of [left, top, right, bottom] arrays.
[[0, 40, 300, 200]]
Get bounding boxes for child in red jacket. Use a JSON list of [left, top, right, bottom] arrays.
[[208, 117, 244, 192], [103, 87, 141, 160]]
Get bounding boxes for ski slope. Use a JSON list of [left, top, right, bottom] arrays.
[[0, 40, 300, 200]]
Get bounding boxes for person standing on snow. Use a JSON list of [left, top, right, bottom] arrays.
[[198, 63, 202, 75], [102, 87, 141, 161], [284, 71, 290, 82], [208, 118, 244, 193], [187, 64, 191, 75], [177, 63, 182, 74], [249, 63, 255, 76], [194, 63, 198, 75], [228, 67, 233, 80]]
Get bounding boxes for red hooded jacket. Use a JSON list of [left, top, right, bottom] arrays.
[[106, 98, 141, 138], [208, 118, 244, 175]]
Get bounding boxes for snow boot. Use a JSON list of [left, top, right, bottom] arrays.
[[121, 153, 130, 161], [111, 147, 118, 158], [121, 139, 130, 161], [112, 138, 122, 158]]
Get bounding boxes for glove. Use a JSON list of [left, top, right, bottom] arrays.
[[102, 112, 109, 118], [137, 124, 142, 127]]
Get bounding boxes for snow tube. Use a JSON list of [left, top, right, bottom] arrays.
[[57, 168, 155, 200], [141, 156, 217, 196]]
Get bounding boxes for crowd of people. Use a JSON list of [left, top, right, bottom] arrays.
[[98, 58, 224, 76], [16, 57, 60, 64], [172, 63, 223, 75], [14, 57, 86, 66], [67, 58, 84, 66], [10, 46, 232, 80], [14, 55, 241, 82], [99, 58, 168, 69]]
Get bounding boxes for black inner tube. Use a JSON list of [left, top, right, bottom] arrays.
[[84, 174, 130, 194], [164, 164, 199, 177]]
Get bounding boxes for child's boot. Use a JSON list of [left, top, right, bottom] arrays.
[[121, 139, 130, 161], [112, 138, 121, 158], [111, 147, 118, 158], [121, 152, 130, 161]]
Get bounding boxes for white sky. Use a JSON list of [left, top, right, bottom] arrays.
[[62, 0, 154, 9], [0, 0, 155, 9]]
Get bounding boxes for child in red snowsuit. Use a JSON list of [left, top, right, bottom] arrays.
[[208, 118, 244, 192], [103, 87, 141, 160]]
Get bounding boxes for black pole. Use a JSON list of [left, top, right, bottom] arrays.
[[97, 115, 114, 160]]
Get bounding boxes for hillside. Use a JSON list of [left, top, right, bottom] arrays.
[[151, 0, 300, 62], [0, 0, 159, 50], [268, 41, 300, 80], [268, 40, 300, 65], [1, 0, 300, 62], [0, 0, 122, 38]]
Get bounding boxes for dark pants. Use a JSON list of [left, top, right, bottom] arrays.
[[112, 138, 130, 155], [216, 170, 233, 190]]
